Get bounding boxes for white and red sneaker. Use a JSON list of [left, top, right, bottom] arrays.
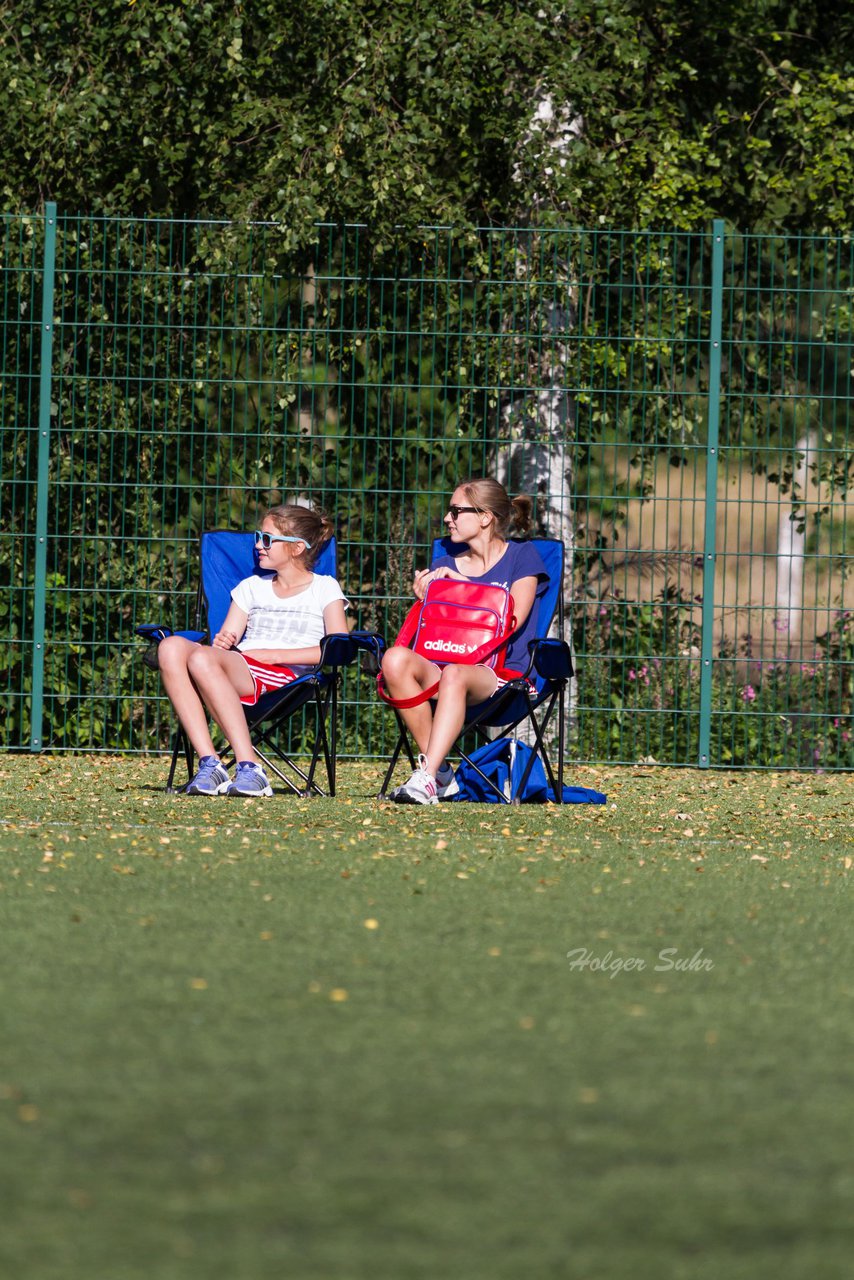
[[435, 761, 459, 800], [390, 754, 439, 805]]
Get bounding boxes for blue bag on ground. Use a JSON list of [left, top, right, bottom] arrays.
[[450, 738, 607, 804]]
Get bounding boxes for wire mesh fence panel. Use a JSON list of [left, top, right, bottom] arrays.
[[565, 228, 715, 766], [1, 214, 851, 766], [710, 232, 854, 769], [0, 214, 44, 747]]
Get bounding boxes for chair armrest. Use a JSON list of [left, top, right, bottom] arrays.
[[529, 638, 574, 681], [135, 624, 206, 644], [136, 624, 172, 643], [348, 630, 386, 675], [135, 624, 206, 671], [318, 631, 386, 670]]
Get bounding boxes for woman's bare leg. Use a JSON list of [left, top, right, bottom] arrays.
[[381, 647, 498, 777], [422, 664, 498, 775], [380, 646, 442, 755]]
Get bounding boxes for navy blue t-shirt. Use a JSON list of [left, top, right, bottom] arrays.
[[430, 540, 549, 670]]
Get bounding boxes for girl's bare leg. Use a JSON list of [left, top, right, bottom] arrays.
[[158, 637, 256, 761]]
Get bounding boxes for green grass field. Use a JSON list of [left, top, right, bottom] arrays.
[[1, 756, 853, 1279]]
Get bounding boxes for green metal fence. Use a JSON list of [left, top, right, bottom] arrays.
[[2, 209, 852, 767]]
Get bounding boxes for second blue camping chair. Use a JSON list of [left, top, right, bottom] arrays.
[[378, 537, 574, 805], [137, 530, 381, 795]]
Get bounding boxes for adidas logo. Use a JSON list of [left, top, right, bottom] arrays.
[[423, 639, 473, 654]]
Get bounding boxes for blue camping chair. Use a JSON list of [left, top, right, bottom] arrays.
[[137, 530, 381, 796], [378, 537, 574, 805]]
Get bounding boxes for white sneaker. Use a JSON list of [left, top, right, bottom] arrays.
[[390, 755, 439, 805], [435, 761, 459, 800]]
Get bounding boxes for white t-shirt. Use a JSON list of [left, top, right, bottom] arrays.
[[230, 574, 348, 651]]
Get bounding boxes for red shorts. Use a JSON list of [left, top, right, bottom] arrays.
[[238, 656, 299, 706]]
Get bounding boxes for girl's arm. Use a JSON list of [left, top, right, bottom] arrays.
[[211, 602, 248, 649], [242, 598, 349, 667]]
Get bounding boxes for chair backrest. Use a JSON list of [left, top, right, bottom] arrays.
[[430, 535, 564, 644], [199, 530, 337, 638]]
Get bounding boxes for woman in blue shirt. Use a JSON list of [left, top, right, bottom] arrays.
[[382, 477, 548, 804]]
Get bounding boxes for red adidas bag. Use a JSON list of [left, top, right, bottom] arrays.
[[378, 578, 519, 708]]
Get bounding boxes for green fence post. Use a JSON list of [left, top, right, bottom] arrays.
[[30, 202, 57, 751], [697, 220, 724, 768]]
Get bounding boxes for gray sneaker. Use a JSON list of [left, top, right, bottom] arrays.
[[226, 762, 273, 797], [186, 755, 231, 796]]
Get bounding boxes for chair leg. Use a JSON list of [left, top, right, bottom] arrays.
[[304, 684, 334, 797], [510, 727, 542, 805], [166, 728, 191, 794], [243, 678, 337, 799], [456, 682, 568, 805], [378, 714, 416, 796], [524, 694, 564, 801], [557, 683, 566, 800], [251, 741, 309, 796], [325, 678, 339, 796]]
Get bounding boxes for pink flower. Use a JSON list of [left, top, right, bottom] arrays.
[[741, 685, 756, 702]]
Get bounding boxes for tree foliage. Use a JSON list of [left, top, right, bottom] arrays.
[[0, 0, 852, 240], [2, 3, 853, 760]]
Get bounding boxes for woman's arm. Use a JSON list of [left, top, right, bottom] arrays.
[[509, 575, 538, 629], [412, 568, 539, 623], [412, 564, 468, 600]]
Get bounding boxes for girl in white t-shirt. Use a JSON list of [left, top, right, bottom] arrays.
[[158, 505, 348, 796]]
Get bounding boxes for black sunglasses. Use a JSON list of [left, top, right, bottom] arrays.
[[447, 505, 481, 521]]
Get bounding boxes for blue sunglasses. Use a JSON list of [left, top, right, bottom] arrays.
[[254, 530, 305, 550]]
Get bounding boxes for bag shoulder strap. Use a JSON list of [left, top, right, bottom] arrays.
[[378, 580, 521, 709]]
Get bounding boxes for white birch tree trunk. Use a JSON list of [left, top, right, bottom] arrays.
[[493, 256, 578, 745], [494, 93, 585, 744], [775, 433, 815, 641]]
